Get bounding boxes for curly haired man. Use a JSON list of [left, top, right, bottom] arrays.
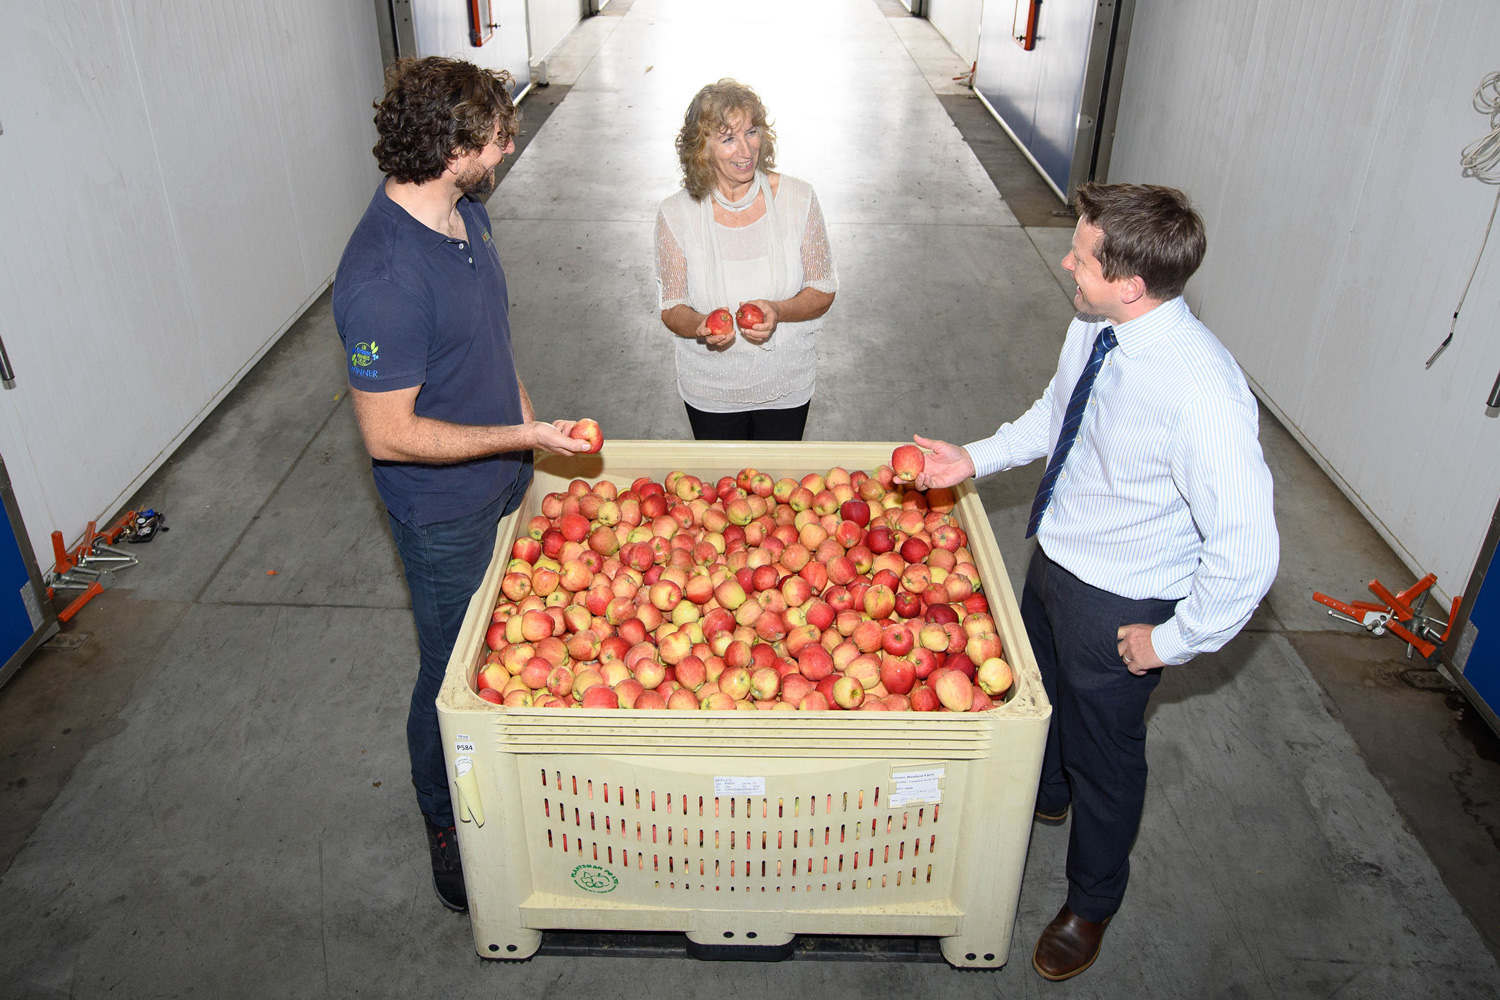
[[333, 57, 591, 912]]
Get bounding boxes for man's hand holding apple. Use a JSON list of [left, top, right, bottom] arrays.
[[534, 420, 594, 456], [910, 435, 975, 490]]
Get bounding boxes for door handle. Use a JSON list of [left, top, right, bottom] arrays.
[[1015, 0, 1041, 50]]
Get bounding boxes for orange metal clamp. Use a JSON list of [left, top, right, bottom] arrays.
[[57, 582, 104, 623], [1312, 573, 1460, 661]]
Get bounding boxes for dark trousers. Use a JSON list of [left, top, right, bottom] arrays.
[[386, 465, 531, 828], [684, 400, 810, 441], [1021, 546, 1177, 922]]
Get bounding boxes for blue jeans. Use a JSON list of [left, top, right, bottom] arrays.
[[387, 465, 531, 828], [1022, 546, 1176, 922]]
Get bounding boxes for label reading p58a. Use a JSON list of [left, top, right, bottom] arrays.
[[889, 767, 944, 807]]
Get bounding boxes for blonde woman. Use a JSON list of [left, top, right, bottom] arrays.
[[655, 79, 837, 439]]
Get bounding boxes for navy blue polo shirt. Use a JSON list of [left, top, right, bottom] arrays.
[[332, 181, 526, 526]]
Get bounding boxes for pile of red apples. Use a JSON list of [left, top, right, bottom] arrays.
[[474, 461, 1015, 713]]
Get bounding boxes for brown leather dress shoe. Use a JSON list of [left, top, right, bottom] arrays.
[[1032, 904, 1111, 981]]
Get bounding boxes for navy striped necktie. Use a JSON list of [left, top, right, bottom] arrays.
[[1025, 326, 1117, 538]]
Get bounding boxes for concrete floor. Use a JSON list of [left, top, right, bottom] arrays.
[[3, 1, 1499, 996]]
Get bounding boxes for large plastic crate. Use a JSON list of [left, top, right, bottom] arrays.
[[436, 441, 1049, 968]]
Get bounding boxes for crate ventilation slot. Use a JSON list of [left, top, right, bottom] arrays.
[[535, 768, 947, 894]]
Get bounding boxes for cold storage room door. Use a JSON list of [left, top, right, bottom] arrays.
[[973, 0, 1133, 200]]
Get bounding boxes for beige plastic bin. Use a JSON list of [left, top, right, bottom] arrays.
[[436, 441, 1049, 968]]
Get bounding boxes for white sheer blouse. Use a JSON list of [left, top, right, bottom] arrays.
[[655, 174, 837, 411]]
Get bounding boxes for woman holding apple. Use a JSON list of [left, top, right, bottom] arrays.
[[655, 79, 837, 440]]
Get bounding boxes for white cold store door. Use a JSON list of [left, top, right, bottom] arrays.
[[973, 0, 1132, 200], [406, 0, 532, 96]]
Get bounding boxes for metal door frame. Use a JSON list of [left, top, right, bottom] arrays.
[[0, 455, 58, 691], [1441, 496, 1500, 736]]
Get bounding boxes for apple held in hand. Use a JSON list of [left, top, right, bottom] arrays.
[[569, 418, 604, 453], [891, 444, 925, 483], [705, 308, 735, 339], [735, 302, 765, 329]]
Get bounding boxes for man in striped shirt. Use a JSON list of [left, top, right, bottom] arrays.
[[914, 183, 1278, 982]]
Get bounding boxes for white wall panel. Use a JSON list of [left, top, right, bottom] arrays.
[[1108, 0, 1500, 593], [126, 1, 311, 395], [0, 0, 200, 553], [926, 0, 983, 68], [0, 0, 384, 563], [272, 2, 395, 286], [528, 0, 588, 67]]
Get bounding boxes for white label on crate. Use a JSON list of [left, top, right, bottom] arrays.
[[889, 767, 943, 807], [454, 756, 473, 778], [713, 776, 766, 796], [453, 734, 476, 755]]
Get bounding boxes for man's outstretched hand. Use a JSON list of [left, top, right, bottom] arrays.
[[911, 435, 975, 490]]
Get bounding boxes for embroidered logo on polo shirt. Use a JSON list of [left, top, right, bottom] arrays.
[[350, 340, 380, 377]]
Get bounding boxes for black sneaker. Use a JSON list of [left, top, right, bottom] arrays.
[[425, 821, 468, 912]]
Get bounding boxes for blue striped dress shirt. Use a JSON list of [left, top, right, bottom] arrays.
[[965, 296, 1279, 665]]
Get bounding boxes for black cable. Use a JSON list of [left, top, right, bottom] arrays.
[[1426, 71, 1500, 370]]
